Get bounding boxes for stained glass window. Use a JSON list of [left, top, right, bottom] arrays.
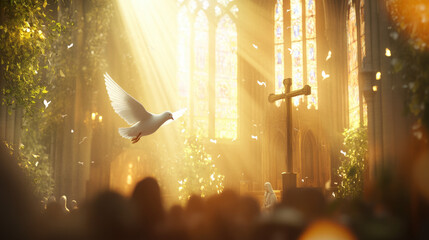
[[215, 15, 237, 139], [305, 0, 317, 109], [276, 0, 318, 108], [360, 0, 368, 126], [274, 0, 284, 96], [360, 0, 366, 61], [177, 7, 191, 110], [177, 0, 238, 139], [347, 0, 367, 128], [194, 11, 210, 137], [291, 0, 304, 107]]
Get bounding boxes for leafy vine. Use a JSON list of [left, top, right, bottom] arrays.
[[337, 126, 368, 199]]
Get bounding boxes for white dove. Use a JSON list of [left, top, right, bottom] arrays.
[[104, 73, 186, 143]]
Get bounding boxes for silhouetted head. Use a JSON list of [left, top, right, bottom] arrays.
[[70, 200, 78, 211], [47, 195, 56, 204], [186, 194, 205, 214], [131, 177, 165, 231], [88, 191, 139, 240]]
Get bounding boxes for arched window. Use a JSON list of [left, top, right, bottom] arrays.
[[177, 0, 238, 139], [301, 131, 317, 186], [215, 15, 237, 139], [347, 0, 367, 129], [274, 0, 285, 95], [360, 0, 366, 62], [274, 0, 318, 109], [360, 0, 368, 125]]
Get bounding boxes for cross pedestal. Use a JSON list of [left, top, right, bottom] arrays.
[[268, 78, 311, 192]]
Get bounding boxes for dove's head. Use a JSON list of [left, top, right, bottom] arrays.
[[163, 111, 174, 121]]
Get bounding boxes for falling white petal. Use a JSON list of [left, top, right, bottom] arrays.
[[43, 99, 51, 109], [322, 71, 330, 80], [79, 137, 87, 144], [257, 80, 266, 87], [252, 43, 258, 49], [210, 139, 217, 144], [326, 50, 332, 61], [67, 43, 74, 49]]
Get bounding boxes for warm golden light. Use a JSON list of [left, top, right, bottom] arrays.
[[91, 112, 96, 120], [373, 85, 378, 92], [127, 174, 132, 185], [387, 0, 429, 50], [116, 0, 264, 201], [98, 115, 103, 123], [385, 48, 391, 57], [376, 71, 381, 80], [299, 220, 357, 240]]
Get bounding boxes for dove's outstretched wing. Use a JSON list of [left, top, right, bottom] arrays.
[[104, 73, 151, 125], [163, 108, 187, 126]]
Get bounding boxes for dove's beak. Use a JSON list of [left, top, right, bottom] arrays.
[[170, 116, 174, 120]]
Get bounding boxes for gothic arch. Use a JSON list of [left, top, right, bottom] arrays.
[[269, 130, 286, 190], [300, 130, 319, 187]]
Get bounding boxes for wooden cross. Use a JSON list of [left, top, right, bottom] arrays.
[[268, 78, 311, 191]]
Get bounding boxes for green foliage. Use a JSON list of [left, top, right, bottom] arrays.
[[390, 37, 429, 131], [42, 0, 113, 128], [0, 0, 115, 199], [386, 1, 429, 132], [337, 126, 368, 199], [177, 134, 225, 202], [82, 0, 113, 80], [0, 0, 63, 115]]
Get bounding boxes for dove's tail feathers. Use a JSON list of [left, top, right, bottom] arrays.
[[119, 127, 137, 139], [118, 121, 143, 139], [118, 127, 134, 139]]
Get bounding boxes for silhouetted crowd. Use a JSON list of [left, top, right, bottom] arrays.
[[1, 144, 429, 240]]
